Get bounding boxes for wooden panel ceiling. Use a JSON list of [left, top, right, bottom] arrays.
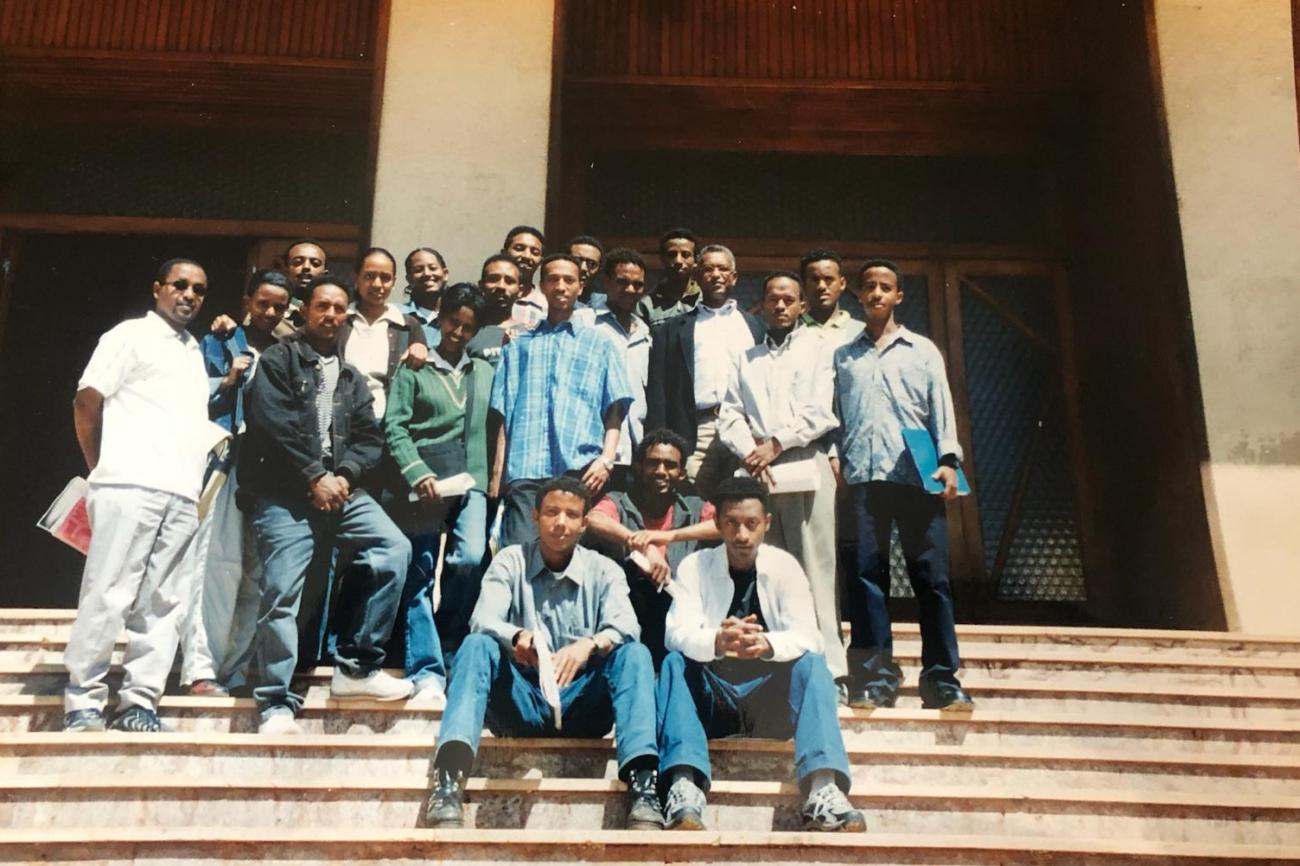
[[559, 0, 1092, 158], [0, 0, 381, 128]]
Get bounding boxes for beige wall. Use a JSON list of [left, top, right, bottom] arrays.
[[370, 0, 556, 289], [1152, 0, 1300, 633]]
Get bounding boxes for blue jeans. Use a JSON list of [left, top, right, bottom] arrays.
[[656, 651, 851, 793], [846, 481, 961, 697], [398, 490, 487, 685], [435, 633, 658, 779], [251, 492, 410, 719]]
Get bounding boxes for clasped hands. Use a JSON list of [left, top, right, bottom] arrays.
[[714, 614, 772, 660], [309, 472, 351, 512], [512, 629, 598, 688]]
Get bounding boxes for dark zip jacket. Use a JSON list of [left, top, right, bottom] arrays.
[[237, 331, 382, 509]]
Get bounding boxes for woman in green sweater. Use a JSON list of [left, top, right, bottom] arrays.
[[384, 283, 495, 699]]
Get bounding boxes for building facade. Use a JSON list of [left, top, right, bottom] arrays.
[[1, 0, 1297, 634]]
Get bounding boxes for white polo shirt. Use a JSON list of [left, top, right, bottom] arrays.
[[78, 311, 212, 501]]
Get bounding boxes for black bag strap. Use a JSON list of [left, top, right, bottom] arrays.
[[461, 360, 476, 453]]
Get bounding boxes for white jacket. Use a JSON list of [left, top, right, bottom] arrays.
[[665, 544, 824, 664]]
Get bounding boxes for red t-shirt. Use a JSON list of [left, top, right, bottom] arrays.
[[592, 496, 715, 556]]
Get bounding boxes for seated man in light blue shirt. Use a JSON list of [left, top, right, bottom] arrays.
[[426, 476, 662, 831], [832, 258, 972, 712]]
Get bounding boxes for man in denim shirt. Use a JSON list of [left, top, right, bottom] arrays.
[[426, 476, 662, 831], [831, 259, 973, 712]]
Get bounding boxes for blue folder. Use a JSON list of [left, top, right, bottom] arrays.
[[901, 428, 971, 496]]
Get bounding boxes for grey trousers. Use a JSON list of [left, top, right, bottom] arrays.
[[64, 483, 200, 714], [180, 460, 261, 687], [766, 449, 847, 679]]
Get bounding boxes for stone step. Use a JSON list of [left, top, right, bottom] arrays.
[[7, 774, 1300, 844], [6, 733, 1299, 796], [1, 827, 1296, 866], [5, 634, 1297, 683], [9, 662, 1300, 721], [5, 609, 1299, 653], [5, 695, 1299, 755]]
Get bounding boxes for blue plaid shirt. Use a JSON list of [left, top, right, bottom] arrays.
[[831, 326, 963, 487], [490, 319, 633, 482]]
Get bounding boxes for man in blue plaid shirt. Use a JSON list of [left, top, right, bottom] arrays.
[[489, 254, 633, 547]]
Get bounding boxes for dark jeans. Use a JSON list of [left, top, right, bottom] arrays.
[[626, 564, 672, 669], [846, 481, 961, 697], [656, 651, 851, 793], [250, 492, 409, 719], [434, 634, 658, 779]]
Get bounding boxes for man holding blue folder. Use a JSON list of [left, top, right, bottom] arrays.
[[831, 259, 973, 712]]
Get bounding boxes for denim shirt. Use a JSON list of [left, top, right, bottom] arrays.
[[831, 326, 962, 487], [470, 540, 641, 652], [201, 326, 251, 432]]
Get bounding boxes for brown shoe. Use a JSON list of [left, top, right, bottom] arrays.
[[189, 679, 230, 697]]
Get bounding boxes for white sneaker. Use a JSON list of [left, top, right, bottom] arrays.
[[258, 712, 302, 735], [408, 677, 447, 707], [330, 668, 415, 701]]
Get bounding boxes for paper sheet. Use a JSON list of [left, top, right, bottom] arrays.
[[407, 472, 477, 502], [533, 622, 563, 730], [735, 458, 821, 494]]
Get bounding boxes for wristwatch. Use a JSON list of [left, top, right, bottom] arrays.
[[599, 457, 616, 471]]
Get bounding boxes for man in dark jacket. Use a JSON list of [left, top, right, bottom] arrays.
[[644, 245, 765, 498], [240, 275, 414, 735], [583, 429, 720, 666]]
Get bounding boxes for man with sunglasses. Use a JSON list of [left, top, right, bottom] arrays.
[[64, 259, 217, 733]]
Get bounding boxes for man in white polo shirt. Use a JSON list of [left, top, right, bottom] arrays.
[[64, 258, 215, 733]]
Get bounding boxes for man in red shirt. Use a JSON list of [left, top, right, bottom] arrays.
[[584, 429, 720, 666]]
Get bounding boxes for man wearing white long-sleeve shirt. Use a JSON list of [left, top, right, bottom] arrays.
[[654, 476, 864, 833], [645, 245, 765, 498], [718, 271, 845, 680]]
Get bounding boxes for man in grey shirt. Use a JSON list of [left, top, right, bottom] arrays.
[[426, 476, 663, 831]]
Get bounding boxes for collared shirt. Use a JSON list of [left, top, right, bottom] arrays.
[[832, 325, 963, 487], [399, 299, 441, 348], [470, 539, 641, 651], [801, 308, 865, 349], [693, 300, 758, 410], [590, 309, 651, 465], [78, 311, 212, 501], [489, 318, 634, 482], [636, 278, 701, 326], [512, 286, 548, 327], [315, 355, 340, 459], [344, 303, 408, 419], [718, 325, 838, 459]]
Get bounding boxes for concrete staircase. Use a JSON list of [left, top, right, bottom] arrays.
[[2, 609, 1299, 865]]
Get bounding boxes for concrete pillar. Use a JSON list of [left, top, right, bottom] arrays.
[[1152, 0, 1300, 633], [370, 0, 556, 286]]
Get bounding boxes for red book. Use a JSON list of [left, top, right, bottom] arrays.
[[37, 477, 92, 556]]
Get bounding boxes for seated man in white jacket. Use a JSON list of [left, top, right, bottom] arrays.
[[654, 475, 865, 832]]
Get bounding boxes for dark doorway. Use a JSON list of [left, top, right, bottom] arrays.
[[0, 232, 248, 608]]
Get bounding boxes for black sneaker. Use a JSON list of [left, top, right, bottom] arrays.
[[845, 684, 896, 709], [802, 783, 867, 832], [625, 767, 665, 830], [109, 706, 165, 732], [425, 766, 466, 829], [62, 708, 107, 732], [921, 684, 975, 712]]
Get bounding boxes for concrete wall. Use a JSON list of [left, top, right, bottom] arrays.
[[1152, 0, 1300, 633], [370, 0, 556, 286]]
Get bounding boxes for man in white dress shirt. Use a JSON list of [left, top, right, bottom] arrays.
[[718, 271, 845, 681], [64, 258, 215, 732], [654, 476, 865, 833]]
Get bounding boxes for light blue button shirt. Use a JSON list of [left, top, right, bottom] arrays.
[[470, 540, 641, 651], [831, 326, 962, 487]]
